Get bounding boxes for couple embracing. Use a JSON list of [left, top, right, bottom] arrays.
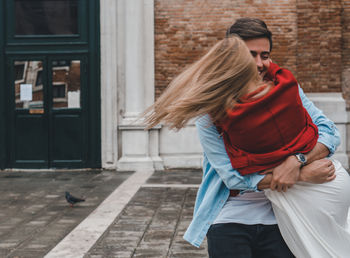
[[144, 18, 350, 258]]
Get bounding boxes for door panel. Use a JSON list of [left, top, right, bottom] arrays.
[[52, 114, 83, 164], [10, 58, 49, 168], [49, 57, 86, 168], [14, 114, 48, 166]]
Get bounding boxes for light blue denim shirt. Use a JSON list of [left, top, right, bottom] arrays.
[[183, 86, 340, 247]]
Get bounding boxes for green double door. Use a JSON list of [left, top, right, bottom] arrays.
[[0, 0, 100, 168]]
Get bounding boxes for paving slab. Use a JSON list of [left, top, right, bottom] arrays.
[[0, 169, 208, 258], [86, 187, 208, 258], [86, 169, 208, 258], [0, 170, 133, 258]]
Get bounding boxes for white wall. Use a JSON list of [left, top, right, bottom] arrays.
[[306, 93, 349, 169], [159, 122, 203, 169]]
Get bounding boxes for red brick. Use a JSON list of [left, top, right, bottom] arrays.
[[155, 0, 346, 105]]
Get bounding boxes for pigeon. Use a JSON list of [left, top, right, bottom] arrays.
[[65, 191, 85, 207]]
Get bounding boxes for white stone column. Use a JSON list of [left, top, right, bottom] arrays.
[[116, 0, 163, 171], [100, 0, 119, 169]]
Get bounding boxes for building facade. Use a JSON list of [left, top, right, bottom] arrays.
[[1, 0, 349, 170], [102, 0, 350, 171]]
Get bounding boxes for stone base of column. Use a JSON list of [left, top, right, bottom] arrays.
[[117, 156, 164, 172], [117, 124, 164, 172]]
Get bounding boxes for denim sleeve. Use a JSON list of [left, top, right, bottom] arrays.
[[299, 85, 340, 156], [196, 114, 264, 191]]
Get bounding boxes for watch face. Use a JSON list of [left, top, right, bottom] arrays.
[[296, 154, 306, 164]]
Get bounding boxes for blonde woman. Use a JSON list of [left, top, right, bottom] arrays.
[[143, 35, 350, 257]]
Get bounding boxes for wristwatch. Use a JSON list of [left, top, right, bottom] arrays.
[[294, 153, 307, 167]]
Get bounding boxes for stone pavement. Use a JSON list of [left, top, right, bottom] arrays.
[[0, 169, 208, 258]]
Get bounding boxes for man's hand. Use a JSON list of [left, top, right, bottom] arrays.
[[299, 159, 336, 183], [257, 159, 336, 190], [270, 155, 301, 192], [257, 173, 273, 190]]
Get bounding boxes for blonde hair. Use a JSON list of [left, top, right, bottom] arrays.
[[143, 35, 260, 130]]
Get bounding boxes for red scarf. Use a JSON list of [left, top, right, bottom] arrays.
[[217, 62, 318, 175]]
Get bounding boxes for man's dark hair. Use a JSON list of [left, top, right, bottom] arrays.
[[226, 18, 273, 51]]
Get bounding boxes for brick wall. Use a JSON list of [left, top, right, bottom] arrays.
[[155, 0, 345, 100], [343, 0, 350, 109], [296, 0, 342, 92]]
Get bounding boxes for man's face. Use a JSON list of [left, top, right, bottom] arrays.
[[244, 38, 271, 79]]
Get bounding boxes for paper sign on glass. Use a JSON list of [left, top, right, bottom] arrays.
[[68, 91, 80, 108], [20, 84, 33, 101]]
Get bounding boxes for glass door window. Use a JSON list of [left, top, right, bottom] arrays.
[[14, 0, 79, 35], [14, 60, 44, 111], [52, 60, 81, 109]]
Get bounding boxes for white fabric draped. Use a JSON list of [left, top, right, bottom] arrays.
[[265, 159, 350, 258]]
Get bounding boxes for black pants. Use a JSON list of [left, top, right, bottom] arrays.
[[207, 223, 295, 258]]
